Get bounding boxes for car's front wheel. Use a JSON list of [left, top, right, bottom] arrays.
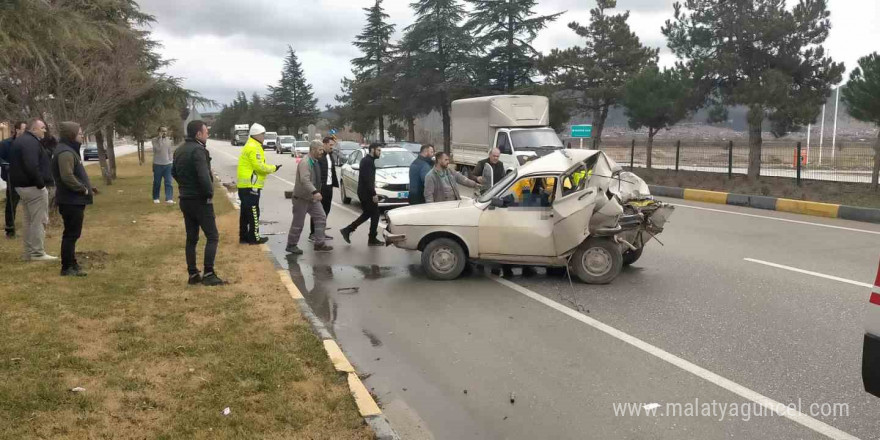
[[570, 237, 622, 284], [422, 238, 466, 281]]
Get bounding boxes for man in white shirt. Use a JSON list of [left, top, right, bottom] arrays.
[[310, 136, 338, 241], [151, 126, 175, 204]]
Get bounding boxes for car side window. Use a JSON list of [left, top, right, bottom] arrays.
[[496, 133, 512, 155], [497, 175, 557, 208], [560, 165, 589, 198], [349, 151, 361, 165]]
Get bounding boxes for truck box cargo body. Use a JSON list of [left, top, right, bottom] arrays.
[[451, 95, 562, 175]]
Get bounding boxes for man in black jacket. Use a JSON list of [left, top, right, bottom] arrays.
[[471, 148, 505, 192], [0, 120, 27, 238], [172, 120, 224, 286], [309, 136, 338, 241], [51, 122, 97, 276], [9, 118, 55, 261], [340, 143, 384, 246]]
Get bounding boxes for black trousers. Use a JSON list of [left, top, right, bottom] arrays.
[[4, 178, 19, 234], [58, 204, 85, 270], [348, 195, 380, 239], [238, 189, 261, 243], [180, 199, 219, 275], [310, 185, 334, 235]]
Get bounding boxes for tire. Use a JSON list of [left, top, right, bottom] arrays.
[[422, 238, 467, 281], [622, 246, 644, 266], [341, 183, 352, 204], [570, 238, 623, 285]]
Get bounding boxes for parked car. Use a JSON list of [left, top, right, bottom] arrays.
[[276, 135, 295, 154], [264, 132, 278, 150], [334, 141, 361, 166], [292, 141, 311, 158], [388, 142, 422, 155], [340, 146, 416, 208], [382, 149, 674, 283], [864, 259, 880, 397], [82, 143, 99, 161]]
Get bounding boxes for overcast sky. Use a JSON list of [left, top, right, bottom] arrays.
[[137, 0, 880, 112]]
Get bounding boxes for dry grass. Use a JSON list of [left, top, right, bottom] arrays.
[[0, 155, 373, 439]]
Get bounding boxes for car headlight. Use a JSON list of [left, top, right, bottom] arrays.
[[376, 181, 389, 189]]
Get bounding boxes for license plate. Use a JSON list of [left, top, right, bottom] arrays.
[[398, 192, 409, 199]]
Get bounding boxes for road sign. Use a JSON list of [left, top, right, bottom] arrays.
[[571, 125, 592, 138]]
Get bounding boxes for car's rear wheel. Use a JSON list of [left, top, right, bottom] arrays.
[[341, 183, 352, 204], [422, 238, 466, 281], [570, 238, 622, 284]]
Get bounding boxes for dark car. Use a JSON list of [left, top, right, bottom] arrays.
[[333, 141, 361, 166], [82, 143, 99, 161]]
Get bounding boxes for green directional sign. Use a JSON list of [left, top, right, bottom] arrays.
[[571, 124, 592, 138]]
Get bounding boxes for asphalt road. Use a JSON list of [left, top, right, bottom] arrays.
[[207, 139, 880, 440]]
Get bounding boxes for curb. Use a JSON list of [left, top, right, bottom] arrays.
[[649, 184, 880, 224], [220, 181, 399, 440]]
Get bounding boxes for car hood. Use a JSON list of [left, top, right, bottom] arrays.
[[387, 199, 481, 227], [375, 167, 409, 184]]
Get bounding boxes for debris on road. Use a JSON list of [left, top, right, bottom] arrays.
[[463, 389, 468, 395], [509, 392, 515, 405], [221, 407, 231, 416], [338, 287, 360, 294]]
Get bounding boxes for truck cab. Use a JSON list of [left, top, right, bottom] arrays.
[[491, 127, 564, 173]]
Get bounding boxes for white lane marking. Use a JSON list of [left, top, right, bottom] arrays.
[[492, 276, 860, 440], [671, 203, 880, 236], [744, 258, 873, 289]]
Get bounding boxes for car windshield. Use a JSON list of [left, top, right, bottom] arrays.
[[338, 141, 360, 151], [510, 129, 563, 149], [265, 133, 277, 140], [478, 169, 518, 203], [295, 141, 309, 149], [279, 136, 294, 143], [394, 143, 422, 153], [375, 150, 415, 168]]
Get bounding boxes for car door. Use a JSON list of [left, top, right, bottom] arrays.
[[344, 150, 362, 201], [551, 164, 597, 255], [478, 174, 558, 257]]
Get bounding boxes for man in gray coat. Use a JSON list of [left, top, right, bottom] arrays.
[[424, 151, 479, 203], [286, 141, 333, 255]]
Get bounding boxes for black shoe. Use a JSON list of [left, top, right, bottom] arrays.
[[340, 227, 352, 244], [502, 267, 515, 278], [249, 237, 269, 245], [286, 244, 303, 255], [61, 267, 87, 277], [188, 273, 203, 285], [314, 243, 334, 252], [522, 266, 538, 277], [239, 239, 247, 244], [202, 272, 227, 286], [5, 231, 14, 239], [368, 238, 385, 247]]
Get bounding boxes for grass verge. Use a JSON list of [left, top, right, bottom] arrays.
[[0, 155, 372, 439]]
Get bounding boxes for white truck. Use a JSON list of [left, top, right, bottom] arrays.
[[231, 124, 249, 146], [451, 95, 563, 176]]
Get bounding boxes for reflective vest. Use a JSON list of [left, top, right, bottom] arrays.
[[237, 137, 277, 189]]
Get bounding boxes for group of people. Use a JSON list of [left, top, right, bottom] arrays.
[[0, 119, 97, 276]]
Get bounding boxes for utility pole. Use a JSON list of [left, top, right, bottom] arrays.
[[832, 86, 840, 164], [819, 103, 826, 165]]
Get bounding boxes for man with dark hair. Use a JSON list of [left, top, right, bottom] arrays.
[[340, 143, 384, 246], [1, 120, 27, 238], [424, 151, 478, 203], [309, 136, 338, 241], [172, 120, 225, 286], [408, 144, 434, 205], [10, 118, 55, 260], [52, 122, 97, 276], [152, 126, 175, 204]]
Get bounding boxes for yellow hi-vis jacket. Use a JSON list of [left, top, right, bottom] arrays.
[[237, 137, 278, 189]]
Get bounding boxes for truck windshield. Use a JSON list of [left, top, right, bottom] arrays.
[[510, 129, 563, 149]]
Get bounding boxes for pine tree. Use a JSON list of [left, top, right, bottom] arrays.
[[543, 0, 657, 149], [663, 0, 844, 179], [842, 53, 880, 189], [267, 46, 319, 136], [403, 0, 474, 150], [621, 66, 689, 169], [351, 0, 395, 142], [465, 0, 562, 93]]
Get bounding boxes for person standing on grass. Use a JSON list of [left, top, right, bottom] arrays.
[[9, 118, 56, 261], [172, 120, 225, 286], [408, 144, 434, 205], [0, 120, 27, 238], [309, 136, 338, 242], [52, 122, 98, 277], [340, 143, 384, 247], [236, 123, 281, 245], [152, 126, 175, 205], [286, 140, 332, 255], [424, 151, 479, 203]]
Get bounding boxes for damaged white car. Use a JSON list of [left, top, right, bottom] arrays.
[[382, 149, 673, 284]]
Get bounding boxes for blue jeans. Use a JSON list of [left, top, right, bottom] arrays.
[[152, 164, 173, 201]]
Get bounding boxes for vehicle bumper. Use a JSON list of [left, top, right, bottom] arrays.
[[383, 230, 406, 247], [864, 333, 880, 397], [377, 188, 409, 207]]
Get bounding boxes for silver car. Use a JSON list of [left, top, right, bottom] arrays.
[[276, 135, 295, 154]]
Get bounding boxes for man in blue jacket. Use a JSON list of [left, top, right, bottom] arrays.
[[408, 144, 434, 205], [0, 121, 27, 238]]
